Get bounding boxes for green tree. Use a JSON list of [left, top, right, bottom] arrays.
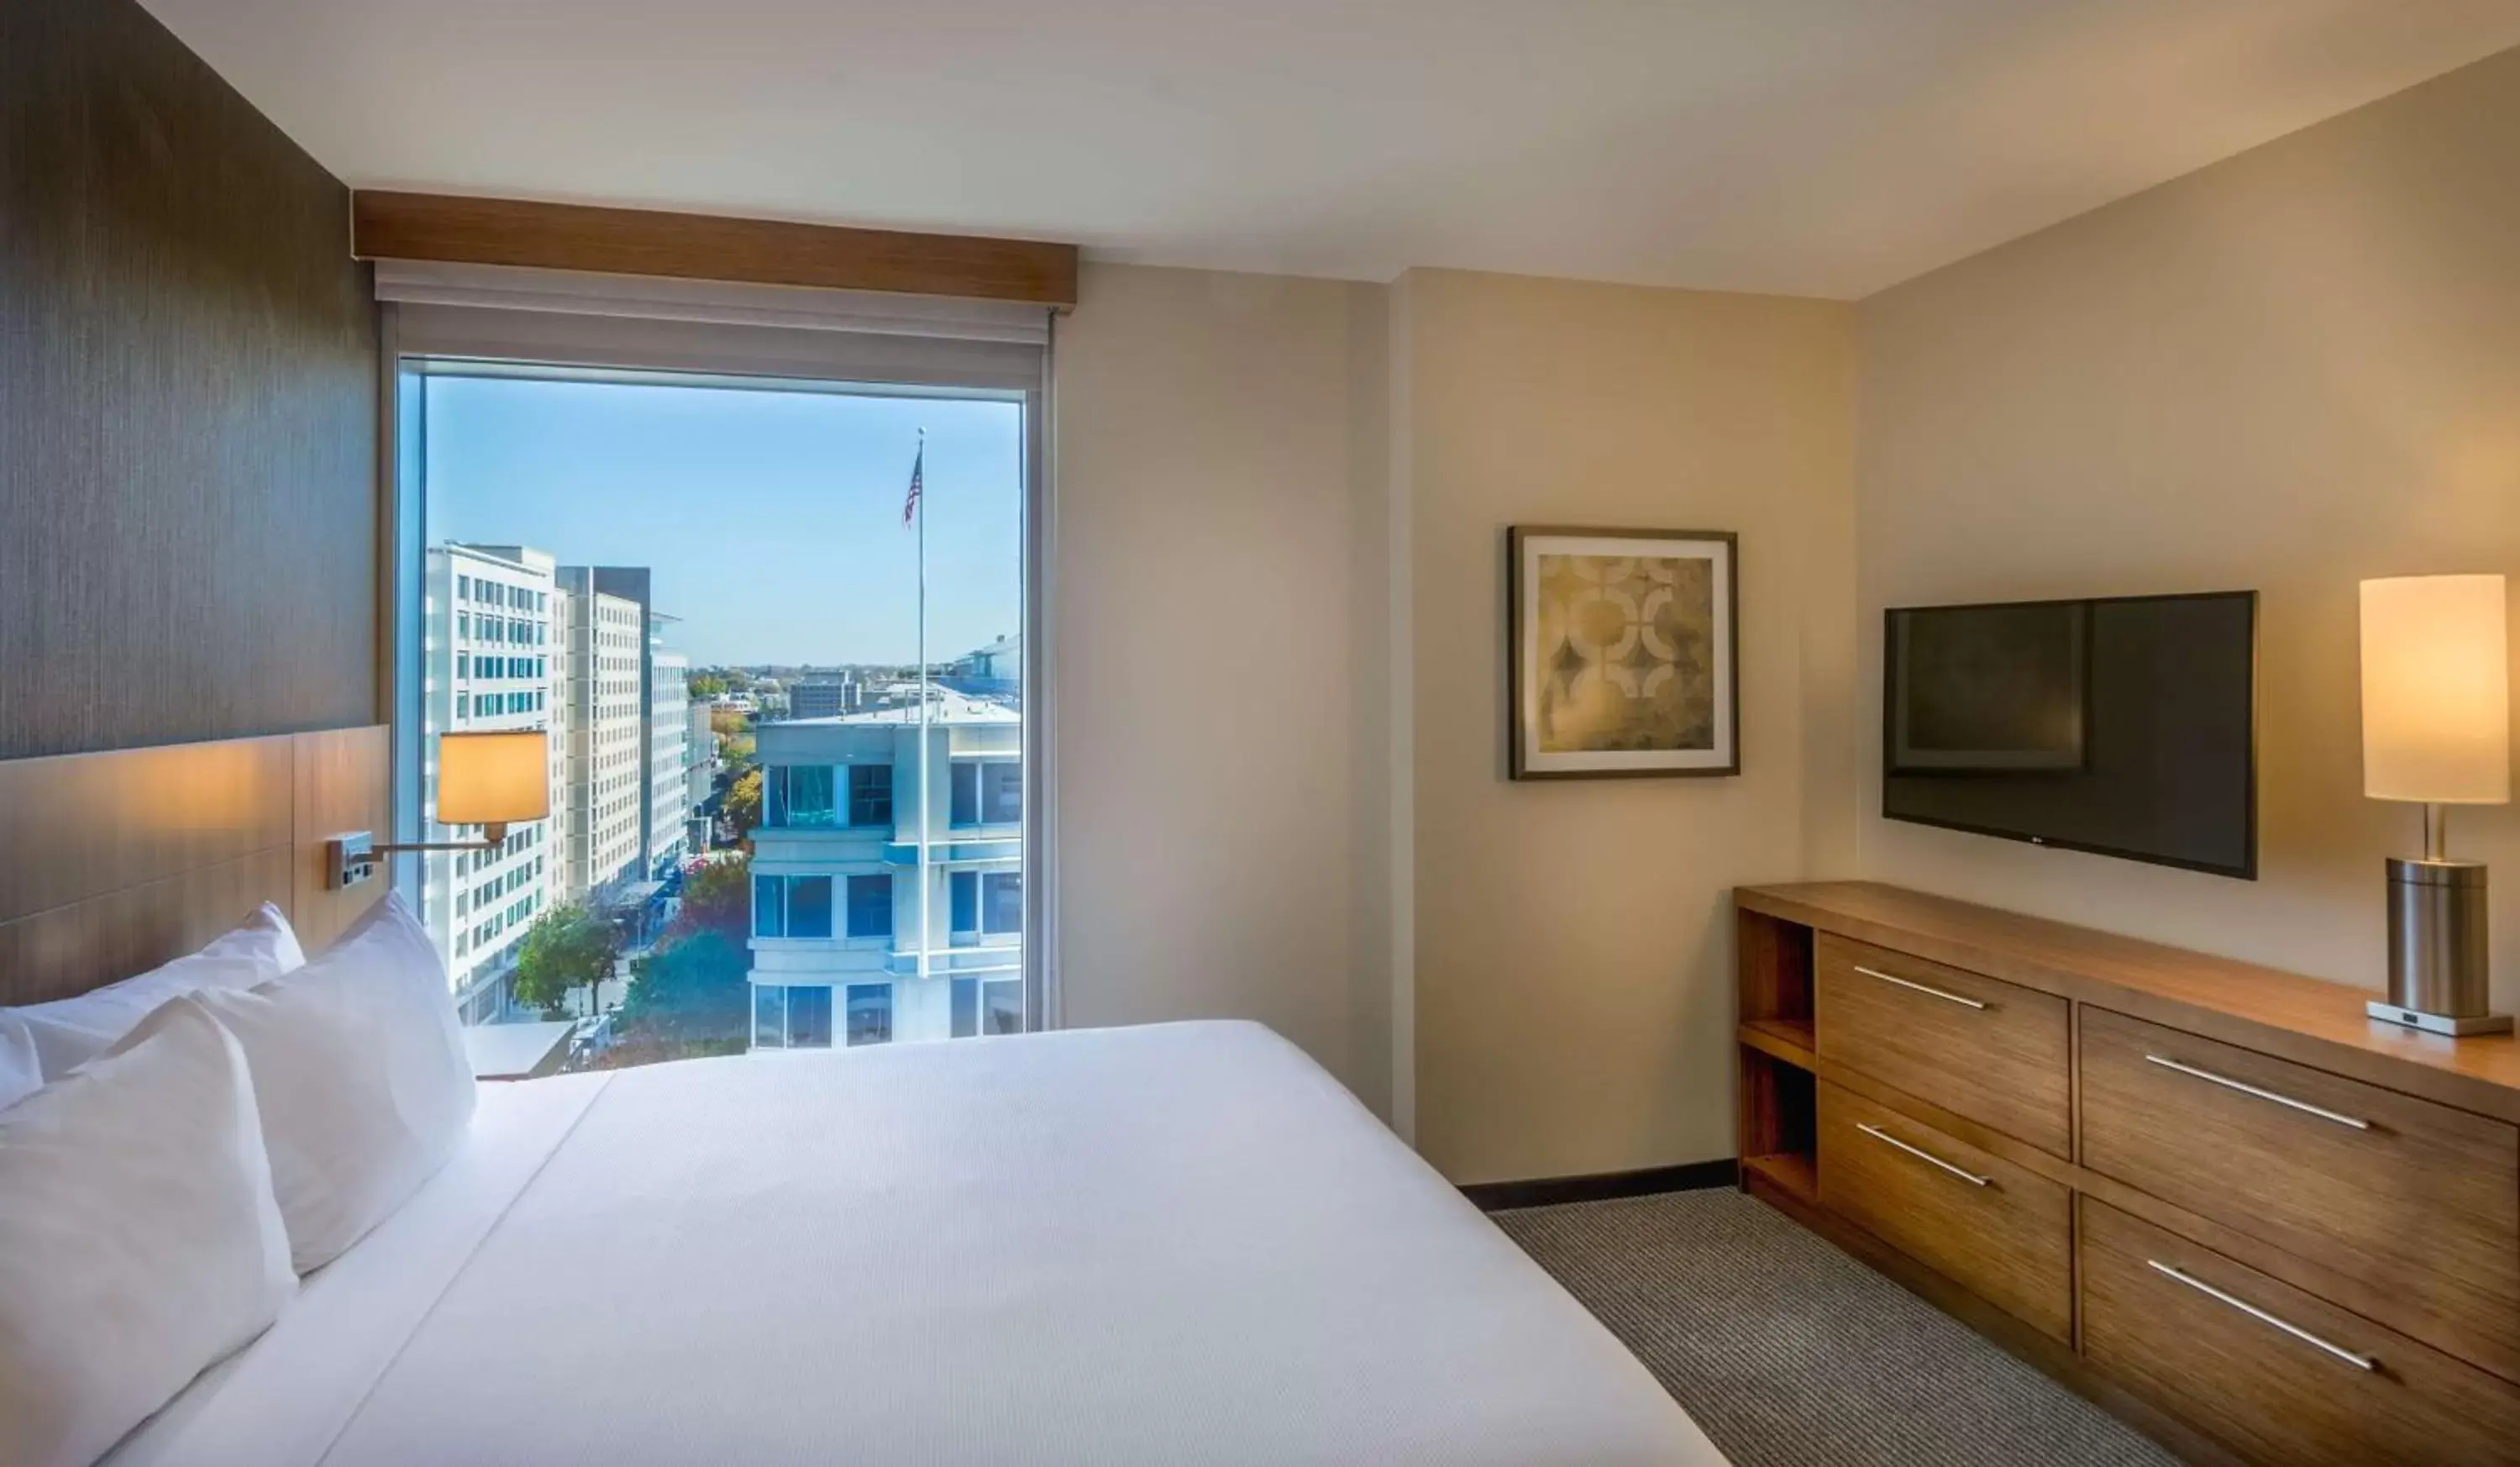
[[688, 671, 730, 700], [618, 929, 752, 1044], [510, 901, 622, 1019], [722, 766, 763, 842], [669, 854, 751, 944]]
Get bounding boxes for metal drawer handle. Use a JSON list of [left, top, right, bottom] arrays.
[[1852, 965, 1988, 1010], [1856, 1123, 1992, 1186], [2141, 1054, 2372, 1131], [2146, 1260, 2378, 1372]]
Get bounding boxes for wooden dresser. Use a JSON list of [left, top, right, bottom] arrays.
[[1735, 881, 2520, 1467]]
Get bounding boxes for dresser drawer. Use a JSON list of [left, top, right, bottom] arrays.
[[2082, 1200, 2520, 1467], [1813, 933, 2071, 1157], [2079, 1007, 2520, 1370], [1815, 1080, 2071, 1340]]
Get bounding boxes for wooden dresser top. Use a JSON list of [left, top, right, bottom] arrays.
[[1738, 881, 2520, 1124]]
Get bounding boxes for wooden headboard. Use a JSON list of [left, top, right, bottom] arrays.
[[0, 728, 390, 1006]]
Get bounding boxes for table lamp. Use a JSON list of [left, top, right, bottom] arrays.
[[2360, 574, 2512, 1036], [328, 729, 552, 889]]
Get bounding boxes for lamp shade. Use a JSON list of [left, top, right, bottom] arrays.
[[434, 730, 551, 826], [2360, 574, 2510, 805]]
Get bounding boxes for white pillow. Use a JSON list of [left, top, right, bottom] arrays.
[[9, 902, 305, 1080], [192, 892, 476, 1273], [0, 996, 297, 1467], [0, 1013, 38, 1112]]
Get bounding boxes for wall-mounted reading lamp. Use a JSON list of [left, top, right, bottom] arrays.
[[328, 730, 551, 890]]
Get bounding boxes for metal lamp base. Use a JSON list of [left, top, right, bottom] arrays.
[[2364, 999, 2513, 1037], [2378, 849, 2506, 1039]]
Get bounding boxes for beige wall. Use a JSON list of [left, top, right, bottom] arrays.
[[1053, 262, 1397, 1107], [1404, 270, 1857, 1184], [1855, 46, 2520, 1014]]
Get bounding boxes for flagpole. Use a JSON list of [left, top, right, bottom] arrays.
[[914, 429, 931, 987]]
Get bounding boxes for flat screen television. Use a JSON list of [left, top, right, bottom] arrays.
[[1882, 591, 2257, 878]]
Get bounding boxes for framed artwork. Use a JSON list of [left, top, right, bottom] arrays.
[[1508, 526, 1738, 780]]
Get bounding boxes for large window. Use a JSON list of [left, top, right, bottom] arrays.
[[786, 876, 834, 939], [753, 984, 834, 1049], [984, 871, 1023, 935], [847, 764, 892, 828], [984, 763, 1021, 824], [754, 875, 835, 939], [949, 871, 979, 938], [845, 874, 894, 939], [391, 302, 1044, 1067], [846, 984, 893, 1046], [769, 765, 837, 828], [951, 760, 1021, 827], [951, 978, 1023, 1039]]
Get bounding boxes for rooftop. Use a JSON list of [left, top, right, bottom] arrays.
[[785, 687, 1020, 727]]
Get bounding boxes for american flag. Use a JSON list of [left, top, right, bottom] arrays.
[[901, 440, 924, 528]]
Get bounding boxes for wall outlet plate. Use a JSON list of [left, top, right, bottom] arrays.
[[327, 832, 377, 891]]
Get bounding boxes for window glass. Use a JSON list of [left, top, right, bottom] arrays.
[[848, 764, 892, 828], [982, 762, 1021, 824], [787, 875, 834, 939], [949, 870, 978, 935], [846, 875, 893, 938], [983, 980, 1022, 1036], [407, 368, 1025, 1057], [846, 984, 893, 1046], [787, 986, 833, 1049], [785, 765, 837, 827], [753, 875, 785, 937], [983, 871, 1022, 935]]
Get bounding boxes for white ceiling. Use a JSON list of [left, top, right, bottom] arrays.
[[144, 0, 2520, 299]]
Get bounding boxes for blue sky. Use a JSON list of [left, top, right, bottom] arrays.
[[424, 375, 1022, 666]]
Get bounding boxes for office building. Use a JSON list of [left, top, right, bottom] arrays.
[[748, 690, 1021, 1049], [556, 569, 646, 901], [423, 543, 563, 1021]]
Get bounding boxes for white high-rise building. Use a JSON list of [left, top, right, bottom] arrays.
[[685, 698, 718, 820], [558, 570, 646, 901], [423, 544, 564, 1023], [747, 689, 1022, 1049], [648, 641, 691, 872]]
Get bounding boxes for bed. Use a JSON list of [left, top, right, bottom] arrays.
[[103, 1019, 1725, 1466]]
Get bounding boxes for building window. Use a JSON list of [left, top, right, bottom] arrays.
[[753, 875, 786, 938], [952, 977, 1023, 1039], [846, 984, 892, 1046], [982, 762, 1021, 823], [845, 875, 892, 938], [786, 877, 833, 939], [848, 764, 892, 828], [949, 761, 979, 826], [786, 986, 833, 1049], [949, 870, 978, 938], [785, 765, 836, 827], [983, 871, 1022, 935], [753, 985, 785, 1049], [984, 979, 1021, 1035]]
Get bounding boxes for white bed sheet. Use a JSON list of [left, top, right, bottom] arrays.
[[100, 1071, 611, 1467], [109, 1021, 1722, 1466]]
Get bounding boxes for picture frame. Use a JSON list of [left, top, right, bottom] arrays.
[[1507, 525, 1739, 781]]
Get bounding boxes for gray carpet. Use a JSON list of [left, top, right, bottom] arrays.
[[1493, 1190, 2177, 1467]]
